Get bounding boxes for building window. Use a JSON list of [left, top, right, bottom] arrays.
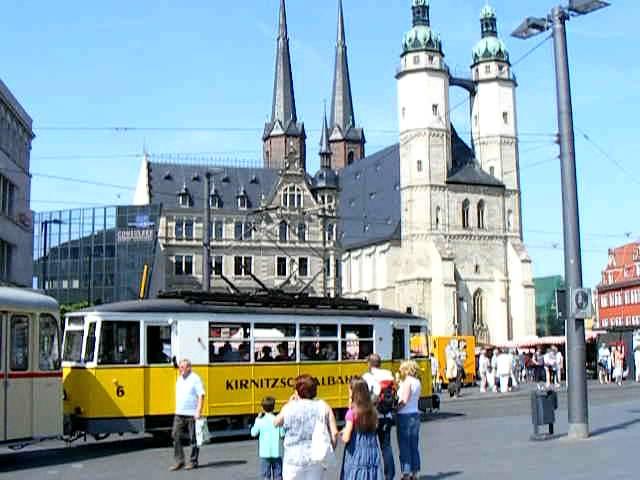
[[210, 194, 222, 209], [276, 257, 287, 277], [428, 55, 434, 64], [0, 238, 11, 280], [298, 257, 309, 277], [0, 175, 16, 217], [489, 166, 495, 177], [417, 160, 423, 172], [177, 189, 192, 208], [214, 220, 224, 240], [348, 151, 355, 165], [234, 256, 252, 276], [174, 217, 194, 240], [237, 195, 248, 210], [174, 255, 193, 276], [503, 112, 509, 125], [234, 221, 253, 241], [297, 223, 306, 242], [477, 200, 485, 229], [281, 185, 303, 209], [279, 221, 288, 243], [485, 64, 491, 74], [213, 255, 223, 276], [325, 223, 335, 243], [413, 55, 420, 65], [432, 104, 439, 116], [462, 199, 470, 229]]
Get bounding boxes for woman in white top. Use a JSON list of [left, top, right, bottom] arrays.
[[274, 374, 338, 480], [396, 360, 422, 480]]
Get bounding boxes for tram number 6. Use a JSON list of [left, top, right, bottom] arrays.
[[116, 386, 125, 398]]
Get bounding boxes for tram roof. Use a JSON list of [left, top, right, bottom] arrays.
[[75, 298, 422, 320], [0, 287, 59, 312]]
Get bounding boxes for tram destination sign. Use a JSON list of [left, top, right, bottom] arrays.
[[225, 374, 355, 391]]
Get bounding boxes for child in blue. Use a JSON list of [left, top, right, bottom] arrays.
[[251, 396, 284, 480]]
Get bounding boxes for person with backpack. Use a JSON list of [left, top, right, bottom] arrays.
[[339, 376, 383, 480], [362, 354, 396, 480]]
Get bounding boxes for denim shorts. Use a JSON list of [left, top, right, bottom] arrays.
[[260, 457, 283, 480]]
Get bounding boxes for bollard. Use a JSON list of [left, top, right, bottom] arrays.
[[530, 389, 558, 440]]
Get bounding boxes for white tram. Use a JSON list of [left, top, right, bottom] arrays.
[[0, 287, 62, 445]]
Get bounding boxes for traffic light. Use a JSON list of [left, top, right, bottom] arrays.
[[570, 288, 592, 319]]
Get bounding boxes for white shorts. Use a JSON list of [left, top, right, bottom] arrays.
[[283, 463, 327, 480]]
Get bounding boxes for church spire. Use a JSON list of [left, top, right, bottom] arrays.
[[319, 106, 332, 169], [328, 0, 365, 170], [330, 0, 355, 134], [271, 0, 297, 125], [263, 0, 307, 171]]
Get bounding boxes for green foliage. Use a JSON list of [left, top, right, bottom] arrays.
[[60, 301, 92, 317]]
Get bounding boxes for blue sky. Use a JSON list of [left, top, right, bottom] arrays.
[[1, 0, 638, 289]]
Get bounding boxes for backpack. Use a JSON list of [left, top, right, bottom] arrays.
[[376, 379, 398, 415]]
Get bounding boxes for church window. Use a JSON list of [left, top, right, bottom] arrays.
[[477, 200, 486, 229], [475, 264, 481, 274], [503, 112, 509, 125], [498, 64, 505, 73], [281, 185, 303, 209], [432, 104, 439, 116], [428, 55, 434, 64], [435, 206, 441, 230], [348, 151, 355, 165], [473, 290, 488, 343], [417, 160, 423, 172], [507, 210, 514, 231], [462, 200, 470, 229], [413, 55, 420, 65], [485, 65, 491, 74], [474, 68, 479, 80], [279, 221, 289, 243], [489, 166, 495, 177]]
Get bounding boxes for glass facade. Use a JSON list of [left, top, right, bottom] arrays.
[[33, 205, 161, 305]]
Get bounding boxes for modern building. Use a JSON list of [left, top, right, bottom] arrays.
[[596, 241, 640, 330], [534, 275, 565, 336], [338, 2, 536, 344], [0, 77, 35, 286], [33, 205, 160, 305]]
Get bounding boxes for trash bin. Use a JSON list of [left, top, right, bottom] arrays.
[[530, 389, 558, 439]]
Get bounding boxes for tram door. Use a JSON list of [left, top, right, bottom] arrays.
[[0, 312, 5, 441], [3, 313, 33, 441]]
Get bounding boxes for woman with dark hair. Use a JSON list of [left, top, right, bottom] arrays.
[[340, 376, 383, 480], [274, 374, 338, 480]]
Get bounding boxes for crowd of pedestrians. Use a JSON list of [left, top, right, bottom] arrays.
[[597, 343, 640, 386]]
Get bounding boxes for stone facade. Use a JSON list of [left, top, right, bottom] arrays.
[[0, 78, 34, 287]]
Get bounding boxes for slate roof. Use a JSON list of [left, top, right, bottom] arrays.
[[147, 162, 280, 213], [338, 126, 504, 251]]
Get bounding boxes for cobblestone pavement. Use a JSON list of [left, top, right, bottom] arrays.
[[1, 381, 639, 479]]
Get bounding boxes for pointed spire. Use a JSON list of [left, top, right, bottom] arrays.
[[330, 0, 355, 135], [270, 0, 297, 125], [319, 104, 332, 168]]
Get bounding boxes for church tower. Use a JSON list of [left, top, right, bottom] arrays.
[[470, 4, 521, 235], [396, 0, 450, 241], [329, 0, 365, 169], [263, 0, 307, 170]]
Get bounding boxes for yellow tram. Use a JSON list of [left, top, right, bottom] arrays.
[[0, 287, 62, 445], [62, 292, 436, 438]]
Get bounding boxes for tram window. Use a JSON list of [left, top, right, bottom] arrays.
[[209, 323, 250, 363], [63, 330, 84, 362], [98, 321, 140, 365], [409, 326, 429, 358], [39, 314, 60, 370], [341, 324, 374, 360], [10, 315, 29, 371], [83, 322, 97, 363], [392, 329, 405, 360], [255, 341, 296, 362], [299, 324, 338, 338], [300, 341, 338, 361], [147, 325, 172, 364]]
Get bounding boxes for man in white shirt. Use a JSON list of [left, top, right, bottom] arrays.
[[598, 343, 611, 384], [496, 350, 512, 393], [478, 350, 490, 393], [363, 354, 395, 480], [170, 358, 205, 471], [554, 347, 564, 386]]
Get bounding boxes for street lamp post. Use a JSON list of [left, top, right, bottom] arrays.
[[512, 0, 610, 440], [41, 218, 62, 292]]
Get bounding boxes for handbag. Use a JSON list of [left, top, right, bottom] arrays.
[[309, 402, 336, 466], [195, 418, 210, 446]]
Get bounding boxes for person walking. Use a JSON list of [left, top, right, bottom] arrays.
[[613, 345, 624, 386], [251, 396, 284, 480], [496, 349, 512, 393], [274, 374, 339, 480], [634, 346, 640, 383], [170, 358, 205, 471], [429, 352, 440, 394], [339, 376, 383, 480], [490, 349, 500, 392], [396, 360, 422, 480], [554, 347, 564, 387], [478, 349, 490, 393], [362, 354, 395, 480], [508, 349, 519, 390]]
